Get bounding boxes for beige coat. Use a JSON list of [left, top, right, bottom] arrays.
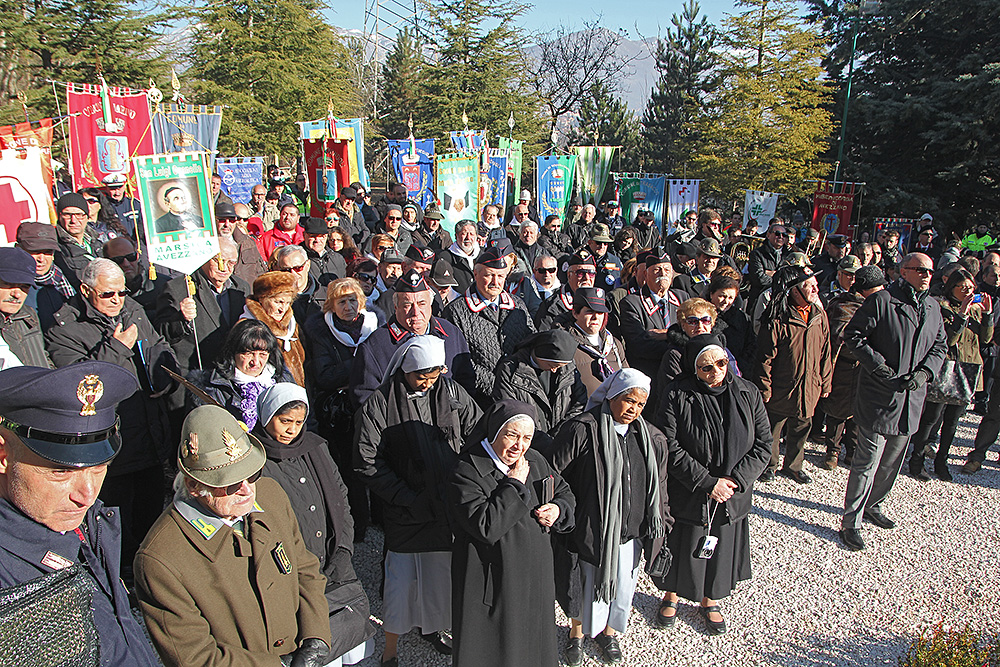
[[134, 477, 330, 667]]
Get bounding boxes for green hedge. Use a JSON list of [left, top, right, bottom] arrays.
[[900, 624, 1000, 667]]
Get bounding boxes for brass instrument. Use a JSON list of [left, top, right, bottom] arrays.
[[728, 235, 765, 270]]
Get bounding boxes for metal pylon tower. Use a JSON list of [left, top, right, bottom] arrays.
[[362, 0, 420, 122]]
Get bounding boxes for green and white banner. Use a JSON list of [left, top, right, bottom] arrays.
[[435, 152, 481, 236], [134, 152, 218, 275], [574, 146, 617, 205], [497, 137, 523, 208], [743, 190, 780, 233]]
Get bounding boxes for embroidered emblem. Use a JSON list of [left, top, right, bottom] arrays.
[[272, 542, 292, 574], [182, 433, 199, 461], [223, 428, 242, 461], [190, 517, 217, 538], [76, 374, 104, 416]]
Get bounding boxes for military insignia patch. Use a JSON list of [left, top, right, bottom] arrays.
[[222, 428, 242, 461], [182, 433, 199, 461], [272, 542, 292, 574], [76, 374, 104, 416]]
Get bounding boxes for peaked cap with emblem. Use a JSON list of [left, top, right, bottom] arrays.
[[567, 250, 596, 268], [476, 247, 507, 269], [0, 361, 139, 467], [395, 268, 431, 293], [405, 244, 436, 263], [178, 405, 266, 488]]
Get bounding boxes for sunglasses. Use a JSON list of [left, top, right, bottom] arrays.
[[94, 289, 130, 299], [109, 252, 138, 264], [386, 216, 402, 222], [905, 266, 933, 275], [698, 358, 729, 373], [574, 269, 596, 277], [535, 266, 558, 274], [215, 469, 263, 495], [356, 273, 376, 282], [280, 263, 308, 273], [686, 315, 714, 327]]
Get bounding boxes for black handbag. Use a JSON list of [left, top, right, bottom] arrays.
[[0, 565, 100, 667], [925, 358, 981, 406], [324, 579, 376, 660]]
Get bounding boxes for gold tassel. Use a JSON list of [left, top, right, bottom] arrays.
[[149, 264, 157, 281]]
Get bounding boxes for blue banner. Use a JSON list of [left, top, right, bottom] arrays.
[[536, 155, 577, 219], [216, 157, 263, 207], [151, 104, 223, 155], [636, 176, 666, 228], [388, 139, 435, 209], [481, 151, 508, 209], [450, 131, 485, 154]]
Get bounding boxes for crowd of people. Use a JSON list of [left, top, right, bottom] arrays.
[[1, 170, 998, 667]]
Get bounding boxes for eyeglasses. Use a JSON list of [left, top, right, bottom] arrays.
[[574, 268, 596, 277], [215, 469, 263, 495], [280, 263, 308, 273], [63, 212, 87, 220], [386, 216, 402, 222], [904, 266, 933, 275], [698, 358, 729, 373], [94, 289, 130, 299], [356, 273, 376, 282], [686, 315, 714, 327], [109, 252, 138, 264], [535, 266, 558, 274]]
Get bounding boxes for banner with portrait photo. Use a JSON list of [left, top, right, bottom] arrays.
[[215, 157, 263, 207], [388, 139, 435, 209], [134, 152, 218, 275], [151, 104, 222, 155], [812, 181, 859, 239], [66, 82, 154, 189], [536, 155, 577, 219], [435, 153, 480, 236]]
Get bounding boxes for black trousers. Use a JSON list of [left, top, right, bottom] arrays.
[[99, 465, 166, 570], [909, 400, 965, 469], [969, 386, 1000, 463]]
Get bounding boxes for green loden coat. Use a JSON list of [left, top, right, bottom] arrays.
[[134, 477, 331, 667]]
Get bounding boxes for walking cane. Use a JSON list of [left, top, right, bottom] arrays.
[[185, 275, 203, 370]]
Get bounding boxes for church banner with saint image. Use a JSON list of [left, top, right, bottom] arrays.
[[134, 152, 218, 275], [435, 153, 480, 236], [536, 155, 577, 219]]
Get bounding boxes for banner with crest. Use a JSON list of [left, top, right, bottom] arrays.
[[388, 139, 435, 209], [215, 157, 263, 207], [536, 155, 577, 219], [481, 150, 509, 210], [66, 82, 154, 188], [302, 138, 352, 217], [151, 103, 222, 156]]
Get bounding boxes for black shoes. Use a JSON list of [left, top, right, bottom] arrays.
[[420, 630, 452, 655], [594, 633, 622, 663], [935, 462, 953, 482], [699, 605, 727, 635], [780, 468, 813, 484], [758, 468, 775, 482], [655, 599, 678, 628], [863, 509, 896, 530], [839, 527, 865, 551], [564, 637, 583, 667], [909, 463, 931, 481]]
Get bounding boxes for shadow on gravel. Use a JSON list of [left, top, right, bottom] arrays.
[[754, 490, 843, 515], [761, 630, 910, 667]]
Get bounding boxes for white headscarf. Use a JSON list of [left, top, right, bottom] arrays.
[[381, 335, 446, 384], [256, 382, 309, 428], [586, 368, 651, 411]]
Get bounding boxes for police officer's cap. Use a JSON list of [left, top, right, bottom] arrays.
[[0, 361, 139, 467]]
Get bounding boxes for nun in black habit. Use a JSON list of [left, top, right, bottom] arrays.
[[448, 400, 576, 667], [650, 334, 771, 635]]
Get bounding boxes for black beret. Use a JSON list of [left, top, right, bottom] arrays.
[[646, 252, 673, 267], [527, 330, 577, 364], [489, 237, 515, 257]]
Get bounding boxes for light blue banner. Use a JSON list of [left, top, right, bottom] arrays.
[[387, 139, 436, 209], [216, 157, 263, 207]]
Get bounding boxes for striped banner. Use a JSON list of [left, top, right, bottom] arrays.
[[573, 146, 617, 205]]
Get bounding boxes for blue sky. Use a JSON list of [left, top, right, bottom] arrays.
[[326, 0, 740, 38]]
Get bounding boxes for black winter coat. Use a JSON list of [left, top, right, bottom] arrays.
[[0, 306, 51, 368], [491, 347, 587, 436]]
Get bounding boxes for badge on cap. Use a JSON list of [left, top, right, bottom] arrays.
[[77, 374, 104, 416], [272, 542, 292, 574], [223, 428, 243, 461], [182, 433, 199, 462]]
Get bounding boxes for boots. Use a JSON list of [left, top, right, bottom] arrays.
[[909, 454, 931, 481]]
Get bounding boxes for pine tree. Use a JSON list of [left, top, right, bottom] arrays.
[[186, 0, 359, 156], [690, 0, 833, 201], [567, 82, 640, 169], [378, 27, 425, 141], [0, 0, 169, 124], [640, 0, 719, 174]]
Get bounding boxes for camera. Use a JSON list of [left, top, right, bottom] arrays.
[[694, 535, 718, 560]]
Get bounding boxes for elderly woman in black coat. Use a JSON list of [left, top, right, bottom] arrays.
[[449, 400, 576, 667], [546, 368, 671, 666], [254, 383, 375, 665], [354, 335, 482, 667], [650, 334, 771, 635]]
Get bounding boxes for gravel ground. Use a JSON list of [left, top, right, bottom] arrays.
[[349, 412, 1000, 667]]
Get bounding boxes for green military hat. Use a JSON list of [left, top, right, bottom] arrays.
[[178, 405, 266, 488]]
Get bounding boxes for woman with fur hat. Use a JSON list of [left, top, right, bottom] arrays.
[[243, 271, 307, 386]]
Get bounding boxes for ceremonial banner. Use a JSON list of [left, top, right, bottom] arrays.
[[450, 131, 486, 154], [435, 153, 480, 236], [873, 218, 915, 255], [302, 139, 352, 217], [134, 152, 217, 275], [812, 181, 858, 238], [0, 119, 56, 225], [536, 155, 577, 219], [744, 190, 780, 233], [215, 157, 263, 207], [0, 146, 55, 244], [574, 146, 617, 205], [666, 179, 701, 233], [297, 117, 368, 187], [388, 139, 435, 209], [151, 104, 222, 156], [497, 137, 523, 208], [66, 83, 154, 188], [482, 151, 509, 210], [624, 175, 666, 229]]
